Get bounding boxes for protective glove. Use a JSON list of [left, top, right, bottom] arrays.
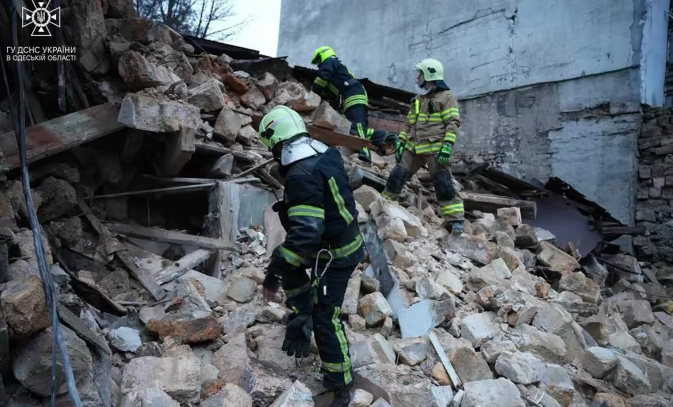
[[272, 200, 290, 232], [436, 143, 453, 165], [394, 141, 406, 163], [282, 285, 314, 358]]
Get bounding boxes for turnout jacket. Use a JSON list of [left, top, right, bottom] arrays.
[[311, 56, 368, 111], [400, 88, 461, 155], [269, 147, 365, 291]]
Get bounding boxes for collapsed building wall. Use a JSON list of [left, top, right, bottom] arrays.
[[277, 0, 671, 225]]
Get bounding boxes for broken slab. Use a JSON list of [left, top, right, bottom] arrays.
[[536, 241, 580, 274], [121, 351, 201, 403], [118, 91, 201, 133], [358, 292, 394, 327]]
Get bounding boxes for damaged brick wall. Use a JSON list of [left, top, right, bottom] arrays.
[[635, 106, 673, 261]]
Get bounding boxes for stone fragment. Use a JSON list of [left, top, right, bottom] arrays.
[[460, 312, 500, 348], [535, 282, 550, 299], [106, 0, 138, 18], [584, 347, 619, 379], [227, 277, 257, 303], [592, 393, 626, 407], [391, 337, 429, 366], [355, 364, 434, 406], [361, 275, 381, 293], [211, 333, 252, 390], [288, 91, 321, 112], [536, 241, 579, 274], [349, 389, 374, 407], [436, 332, 493, 383], [213, 107, 244, 145], [608, 331, 642, 353], [222, 307, 257, 335], [559, 272, 600, 304], [611, 357, 650, 395], [349, 314, 367, 332], [269, 82, 312, 109], [201, 383, 252, 407], [622, 300, 655, 328], [0, 276, 50, 337], [416, 277, 447, 300], [461, 378, 526, 407], [188, 80, 225, 111], [13, 326, 92, 396], [511, 325, 567, 364], [224, 73, 249, 93], [466, 259, 511, 292], [495, 231, 515, 249], [436, 270, 463, 295], [146, 311, 220, 344], [120, 388, 180, 407], [240, 86, 267, 110], [494, 351, 545, 385], [118, 51, 180, 91], [481, 338, 518, 363], [118, 92, 201, 132], [443, 233, 499, 265], [515, 224, 538, 248], [383, 239, 416, 268], [108, 327, 142, 353], [356, 201, 368, 223], [380, 317, 394, 337], [342, 275, 362, 315], [605, 254, 644, 283], [497, 207, 522, 226], [353, 185, 380, 210], [629, 324, 663, 360], [121, 351, 201, 403], [358, 292, 393, 327], [538, 364, 575, 407], [256, 72, 279, 100], [269, 381, 313, 407], [371, 198, 427, 239], [35, 176, 77, 222]]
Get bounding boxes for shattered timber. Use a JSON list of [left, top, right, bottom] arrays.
[[0, 1, 672, 407]]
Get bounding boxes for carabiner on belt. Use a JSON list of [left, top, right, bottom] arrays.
[[313, 248, 333, 298]]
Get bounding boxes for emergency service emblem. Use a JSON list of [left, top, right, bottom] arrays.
[[22, 0, 61, 37]]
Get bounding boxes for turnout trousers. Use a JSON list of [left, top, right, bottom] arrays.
[[344, 104, 372, 163], [312, 264, 357, 390], [382, 150, 465, 221]]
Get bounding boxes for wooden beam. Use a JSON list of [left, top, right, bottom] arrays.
[[153, 248, 214, 285], [57, 303, 111, 356], [0, 103, 124, 173], [602, 226, 646, 236], [460, 191, 537, 219], [115, 251, 167, 301], [234, 158, 275, 179], [106, 222, 239, 251], [202, 182, 237, 278], [160, 127, 196, 176]]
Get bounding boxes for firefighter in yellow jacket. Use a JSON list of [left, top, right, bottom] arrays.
[[382, 58, 465, 233]]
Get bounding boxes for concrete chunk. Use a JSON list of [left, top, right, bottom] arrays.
[[227, 277, 257, 303], [494, 351, 545, 385], [536, 241, 579, 274], [460, 312, 500, 348], [120, 388, 180, 407], [240, 86, 267, 110], [515, 224, 539, 248], [121, 351, 201, 403], [559, 272, 601, 304], [482, 338, 518, 363], [391, 337, 429, 366], [497, 207, 522, 226], [256, 72, 279, 100], [584, 347, 619, 379], [611, 357, 650, 395], [312, 101, 351, 134], [354, 185, 381, 211], [145, 310, 220, 344], [371, 198, 427, 239], [118, 50, 180, 91], [212, 333, 253, 390], [358, 292, 394, 327], [201, 383, 252, 407], [268, 381, 314, 407], [0, 276, 50, 337], [538, 364, 575, 407], [461, 378, 526, 407], [188, 79, 225, 111], [118, 92, 201, 132], [622, 300, 655, 328], [511, 325, 567, 364]]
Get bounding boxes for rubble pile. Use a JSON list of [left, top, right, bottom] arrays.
[[0, 1, 671, 407]]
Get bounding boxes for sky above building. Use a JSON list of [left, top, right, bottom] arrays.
[[224, 0, 281, 57]]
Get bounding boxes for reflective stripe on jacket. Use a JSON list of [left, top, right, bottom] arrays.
[[398, 89, 461, 155]]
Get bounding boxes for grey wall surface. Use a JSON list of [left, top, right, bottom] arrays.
[[455, 68, 641, 225], [278, 0, 647, 98], [278, 0, 668, 225]]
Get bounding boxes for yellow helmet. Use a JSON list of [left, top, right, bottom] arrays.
[[311, 46, 336, 65]]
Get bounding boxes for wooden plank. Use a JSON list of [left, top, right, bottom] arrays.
[[57, 303, 111, 356], [154, 248, 214, 285], [107, 222, 239, 251], [428, 331, 462, 389], [160, 127, 196, 176], [202, 182, 236, 278], [602, 226, 646, 236], [256, 168, 284, 190], [116, 251, 167, 301], [195, 141, 262, 162], [141, 175, 260, 185], [460, 191, 537, 219], [0, 103, 124, 173], [234, 158, 275, 179], [88, 184, 215, 199]]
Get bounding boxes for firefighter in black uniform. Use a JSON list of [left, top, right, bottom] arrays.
[[310, 46, 376, 165], [258, 105, 365, 407]]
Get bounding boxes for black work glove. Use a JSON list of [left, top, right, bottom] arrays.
[[272, 200, 290, 232], [282, 285, 314, 358]]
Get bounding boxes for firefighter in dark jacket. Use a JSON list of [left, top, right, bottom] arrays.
[[259, 105, 365, 407], [383, 58, 465, 233], [310, 46, 374, 165]]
